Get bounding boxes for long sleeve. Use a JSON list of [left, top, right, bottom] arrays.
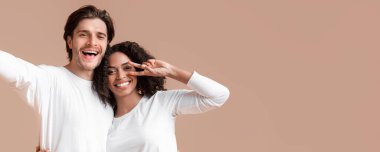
[[0, 50, 44, 107], [157, 71, 230, 116]]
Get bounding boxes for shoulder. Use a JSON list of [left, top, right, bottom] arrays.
[[38, 65, 60, 70], [38, 65, 66, 74], [34, 65, 70, 81]]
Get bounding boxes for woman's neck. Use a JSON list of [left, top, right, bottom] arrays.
[[115, 92, 142, 117]]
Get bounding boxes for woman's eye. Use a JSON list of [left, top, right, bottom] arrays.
[[107, 70, 115, 75], [123, 66, 133, 71]]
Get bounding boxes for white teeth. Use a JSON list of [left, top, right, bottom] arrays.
[[115, 81, 130, 87], [82, 50, 99, 55]]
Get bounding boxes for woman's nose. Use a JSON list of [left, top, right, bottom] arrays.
[[116, 70, 126, 79]]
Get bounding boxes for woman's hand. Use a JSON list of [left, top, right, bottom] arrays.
[[128, 59, 173, 77], [128, 59, 191, 84]]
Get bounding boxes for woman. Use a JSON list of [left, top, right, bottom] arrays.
[[93, 41, 230, 152]]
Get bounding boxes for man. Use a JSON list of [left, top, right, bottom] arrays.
[[0, 5, 114, 151]]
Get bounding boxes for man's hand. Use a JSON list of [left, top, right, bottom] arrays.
[[36, 146, 50, 152]]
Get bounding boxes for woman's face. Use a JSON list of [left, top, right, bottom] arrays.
[[107, 51, 138, 98]]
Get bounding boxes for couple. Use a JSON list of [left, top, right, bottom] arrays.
[[0, 5, 229, 152]]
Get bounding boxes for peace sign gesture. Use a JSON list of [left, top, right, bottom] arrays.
[[127, 59, 192, 84], [128, 59, 173, 77]]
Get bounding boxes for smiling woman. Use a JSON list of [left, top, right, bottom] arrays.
[[106, 51, 140, 101], [92, 41, 230, 152]]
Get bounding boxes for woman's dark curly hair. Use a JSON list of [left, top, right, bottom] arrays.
[[93, 41, 166, 109]]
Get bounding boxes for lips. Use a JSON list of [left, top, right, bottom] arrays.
[[81, 47, 100, 57], [82, 50, 99, 56], [80, 48, 100, 60]]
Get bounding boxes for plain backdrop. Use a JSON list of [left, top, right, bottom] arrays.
[[1, 0, 380, 151]]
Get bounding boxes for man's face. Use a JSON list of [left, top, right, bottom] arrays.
[[67, 18, 108, 72]]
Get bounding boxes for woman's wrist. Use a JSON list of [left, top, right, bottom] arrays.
[[168, 66, 192, 84]]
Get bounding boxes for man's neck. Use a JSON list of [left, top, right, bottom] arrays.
[[64, 63, 93, 81]]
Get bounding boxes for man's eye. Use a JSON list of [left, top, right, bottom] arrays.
[[79, 34, 87, 37]]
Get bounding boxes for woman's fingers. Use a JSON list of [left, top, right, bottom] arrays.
[[147, 59, 156, 66], [128, 66, 158, 76], [128, 61, 143, 69], [144, 66, 155, 73], [142, 62, 152, 68], [127, 59, 166, 77], [129, 70, 148, 76]]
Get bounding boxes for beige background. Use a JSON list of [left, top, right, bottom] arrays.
[[1, 0, 380, 151]]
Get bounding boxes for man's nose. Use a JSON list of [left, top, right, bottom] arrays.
[[87, 36, 98, 46]]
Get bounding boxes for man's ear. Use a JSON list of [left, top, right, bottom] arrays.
[[67, 36, 73, 49]]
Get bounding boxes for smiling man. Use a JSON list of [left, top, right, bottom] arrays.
[[0, 5, 114, 152], [65, 17, 108, 80]]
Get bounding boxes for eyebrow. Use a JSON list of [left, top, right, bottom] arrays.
[[107, 62, 130, 69], [121, 62, 130, 66], [76, 30, 107, 37]]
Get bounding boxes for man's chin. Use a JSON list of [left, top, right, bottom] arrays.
[[80, 63, 99, 71], [80, 60, 101, 69]]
